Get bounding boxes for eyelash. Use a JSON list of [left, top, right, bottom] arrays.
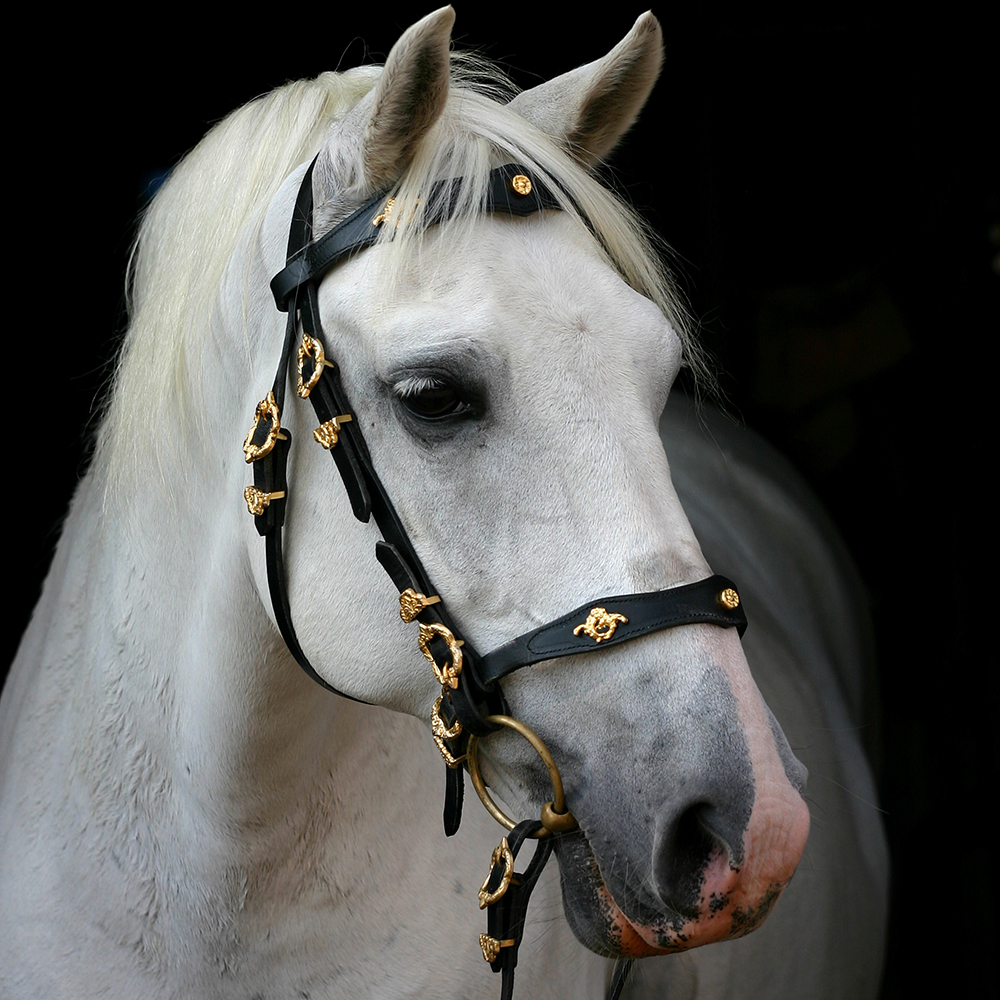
[[394, 375, 446, 398], [393, 375, 477, 422]]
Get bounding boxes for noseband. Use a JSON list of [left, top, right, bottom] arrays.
[[245, 159, 747, 999]]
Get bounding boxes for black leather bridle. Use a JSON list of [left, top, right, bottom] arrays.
[[244, 158, 747, 1000]]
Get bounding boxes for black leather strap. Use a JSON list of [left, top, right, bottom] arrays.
[[476, 575, 747, 687], [481, 820, 554, 1000], [608, 959, 635, 1000], [271, 164, 563, 312]]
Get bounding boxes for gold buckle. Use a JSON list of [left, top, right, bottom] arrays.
[[431, 694, 465, 768], [417, 621, 464, 689], [296, 334, 334, 399], [313, 414, 352, 449], [243, 391, 286, 463], [478, 837, 515, 909], [244, 485, 286, 516]]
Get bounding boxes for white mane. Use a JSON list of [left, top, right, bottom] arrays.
[[97, 56, 702, 497]]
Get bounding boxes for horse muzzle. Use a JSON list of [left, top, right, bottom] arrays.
[[555, 700, 810, 957], [555, 776, 810, 957]]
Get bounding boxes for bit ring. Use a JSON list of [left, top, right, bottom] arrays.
[[466, 715, 578, 838]]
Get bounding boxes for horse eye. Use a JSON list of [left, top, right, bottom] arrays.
[[398, 383, 471, 421]]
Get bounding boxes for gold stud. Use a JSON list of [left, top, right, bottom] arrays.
[[399, 587, 442, 623], [510, 174, 532, 196], [313, 414, 352, 449], [244, 485, 286, 516], [717, 588, 740, 610], [572, 607, 629, 643]]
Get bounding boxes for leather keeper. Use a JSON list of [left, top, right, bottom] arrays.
[[252, 433, 291, 536]]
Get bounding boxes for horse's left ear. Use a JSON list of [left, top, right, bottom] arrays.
[[508, 12, 663, 166]]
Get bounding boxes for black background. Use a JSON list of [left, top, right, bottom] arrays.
[[7, 6, 994, 995]]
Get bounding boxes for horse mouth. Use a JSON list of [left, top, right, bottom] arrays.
[[553, 829, 787, 958]]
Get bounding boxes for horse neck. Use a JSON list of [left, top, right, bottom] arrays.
[[7, 419, 454, 971], [55, 259, 389, 849]]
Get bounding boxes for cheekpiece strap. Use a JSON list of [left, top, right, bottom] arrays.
[[253, 164, 552, 736]]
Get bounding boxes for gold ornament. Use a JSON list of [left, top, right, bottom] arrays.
[[572, 607, 629, 643]]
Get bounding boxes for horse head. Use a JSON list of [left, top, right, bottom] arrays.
[[234, 6, 809, 964]]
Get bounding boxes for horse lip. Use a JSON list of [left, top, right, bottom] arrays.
[[553, 824, 772, 957], [552, 828, 687, 957]]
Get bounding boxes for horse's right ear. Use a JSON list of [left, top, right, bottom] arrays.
[[316, 6, 454, 203], [508, 12, 663, 167]]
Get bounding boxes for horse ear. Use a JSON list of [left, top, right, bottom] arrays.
[[318, 6, 454, 199], [508, 12, 663, 166]]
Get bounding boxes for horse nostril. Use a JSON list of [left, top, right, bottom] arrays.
[[652, 801, 741, 915]]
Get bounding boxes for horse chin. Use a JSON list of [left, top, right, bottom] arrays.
[[554, 830, 788, 958]]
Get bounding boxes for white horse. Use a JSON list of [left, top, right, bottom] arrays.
[[0, 9, 887, 998]]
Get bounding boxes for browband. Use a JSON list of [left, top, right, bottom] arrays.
[[271, 163, 563, 312]]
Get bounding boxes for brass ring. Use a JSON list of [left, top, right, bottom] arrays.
[[466, 715, 578, 838]]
